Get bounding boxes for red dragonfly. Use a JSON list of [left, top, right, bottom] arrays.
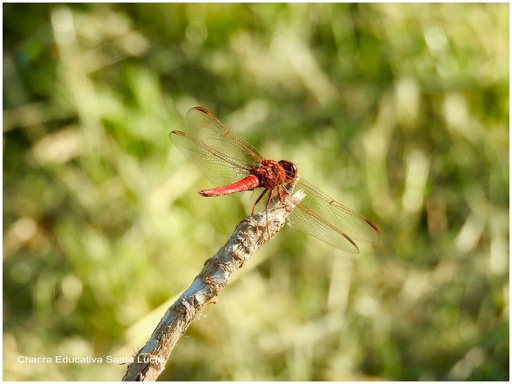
[[170, 107, 380, 253]]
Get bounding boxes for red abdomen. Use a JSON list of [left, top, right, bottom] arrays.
[[198, 175, 260, 197]]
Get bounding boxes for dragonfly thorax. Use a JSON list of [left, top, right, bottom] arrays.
[[250, 159, 296, 190]]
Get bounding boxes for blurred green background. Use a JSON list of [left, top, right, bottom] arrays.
[[3, 3, 508, 381]]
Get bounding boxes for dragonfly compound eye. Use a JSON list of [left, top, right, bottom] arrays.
[[278, 160, 298, 180]]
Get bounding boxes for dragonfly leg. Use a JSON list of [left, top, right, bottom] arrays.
[[252, 189, 268, 215], [263, 189, 274, 237], [251, 188, 273, 238]]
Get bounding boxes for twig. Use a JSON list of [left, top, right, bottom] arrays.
[[121, 189, 305, 381]]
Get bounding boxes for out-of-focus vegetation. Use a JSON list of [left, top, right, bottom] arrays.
[[3, 3, 508, 381]]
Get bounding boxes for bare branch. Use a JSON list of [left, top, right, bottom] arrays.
[[122, 190, 305, 381]]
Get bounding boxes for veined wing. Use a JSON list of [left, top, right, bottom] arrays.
[[170, 130, 251, 188], [285, 178, 380, 253], [169, 107, 263, 188], [187, 107, 263, 166]]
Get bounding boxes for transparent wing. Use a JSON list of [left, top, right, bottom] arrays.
[[169, 107, 264, 188], [170, 130, 249, 189], [284, 178, 381, 253]]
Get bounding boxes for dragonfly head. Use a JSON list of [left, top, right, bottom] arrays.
[[278, 160, 298, 182]]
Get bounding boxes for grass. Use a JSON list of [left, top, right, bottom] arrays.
[[3, 3, 508, 380]]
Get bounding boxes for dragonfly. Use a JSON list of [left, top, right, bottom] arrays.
[[170, 107, 380, 253]]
